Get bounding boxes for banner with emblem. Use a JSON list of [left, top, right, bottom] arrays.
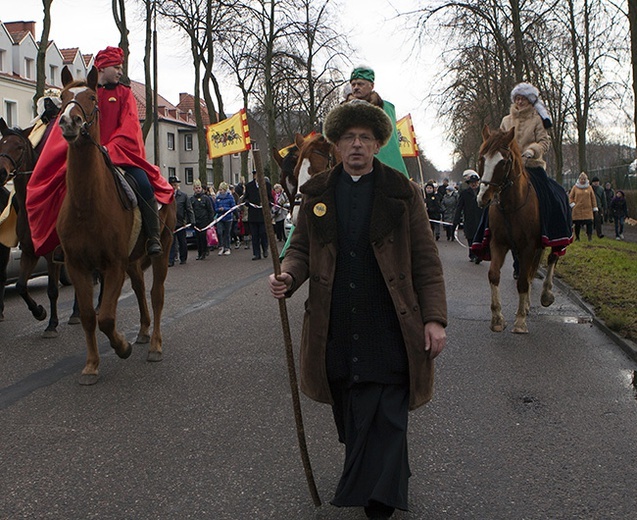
[[206, 109, 251, 159], [396, 114, 419, 158]]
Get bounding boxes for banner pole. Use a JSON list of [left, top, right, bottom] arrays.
[[253, 149, 322, 507]]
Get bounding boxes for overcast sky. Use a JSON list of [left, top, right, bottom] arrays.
[[2, 0, 453, 171]]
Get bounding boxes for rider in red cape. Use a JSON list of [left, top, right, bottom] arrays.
[[27, 46, 173, 257]]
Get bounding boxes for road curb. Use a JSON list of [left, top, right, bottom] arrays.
[[551, 273, 637, 364]]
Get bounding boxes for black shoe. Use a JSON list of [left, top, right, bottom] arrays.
[[180, 260, 187, 264], [252, 256, 261, 261], [263, 251, 268, 258], [168, 261, 174, 267], [436, 235, 440, 241]]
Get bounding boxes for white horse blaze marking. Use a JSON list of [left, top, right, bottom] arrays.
[[477, 151, 504, 205], [297, 159, 311, 189], [61, 87, 88, 119]]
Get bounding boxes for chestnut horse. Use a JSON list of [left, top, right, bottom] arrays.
[[0, 118, 65, 335], [273, 133, 337, 225], [57, 67, 176, 384], [476, 125, 558, 334]]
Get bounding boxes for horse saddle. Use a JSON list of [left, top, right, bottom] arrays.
[[112, 166, 139, 211]]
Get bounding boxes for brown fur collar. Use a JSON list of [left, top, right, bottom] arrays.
[[368, 91, 384, 108], [299, 159, 413, 244]]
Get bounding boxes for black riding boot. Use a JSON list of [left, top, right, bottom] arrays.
[[141, 196, 162, 256]]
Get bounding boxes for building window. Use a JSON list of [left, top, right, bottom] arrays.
[[0, 50, 6, 72], [184, 134, 193, 151], [3, 100, 17, 127], [76, 68, 83, 78], [168, 167, 176, 180], [24, 58, 34, 79], [185, 167, 194, 185], [49, 65, 58, 85], [167, 132, 175, 150]]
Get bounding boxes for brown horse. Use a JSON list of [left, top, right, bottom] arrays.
[[476, 125, 558, 334], [0, 118, 66, 335], [274, 133, 337, 225], [57, 66, 176, 384]]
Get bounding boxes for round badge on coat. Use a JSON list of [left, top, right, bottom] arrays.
[[313, 203, 327, 217]]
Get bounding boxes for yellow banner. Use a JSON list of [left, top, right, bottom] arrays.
[[396, 114, 419, 158], [206, 109, 251, 159]]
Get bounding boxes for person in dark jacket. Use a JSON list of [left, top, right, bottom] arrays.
[[610, 190, 629, 240], [424, 181, 442, 240], [454, 170, 484, 263], [169, 176, 195, 266], [603, 182, 615, 223], [269, 100, 447, 520], [242, 170, 274, 260], [190, 179, 214, 260]]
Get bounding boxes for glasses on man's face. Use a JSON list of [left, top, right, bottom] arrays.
[[340, 133, 376, 144]]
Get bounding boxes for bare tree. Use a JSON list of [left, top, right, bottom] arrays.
[[112, 0, 130, 81], [34, 0, 54, 114]]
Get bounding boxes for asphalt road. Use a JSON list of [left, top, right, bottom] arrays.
[[1, 238, 636, 520]]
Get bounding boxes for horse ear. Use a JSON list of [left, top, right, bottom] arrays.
[[61, 66, 73, 87], [504, 126, 516, 144], [0, 117, 8, 135], [272, 146, 284, 168], [87, 67, 99, 90], [294, 133, 305, 148], [482, 124, 491, 140]]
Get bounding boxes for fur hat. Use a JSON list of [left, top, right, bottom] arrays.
[[511, 82, 552, 129], [323, 100, 393, 146]]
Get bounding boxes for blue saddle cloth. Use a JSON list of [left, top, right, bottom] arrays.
[[471, 167, 573, 261]]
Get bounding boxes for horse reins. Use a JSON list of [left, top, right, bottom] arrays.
[[0, 130, 36, 180]]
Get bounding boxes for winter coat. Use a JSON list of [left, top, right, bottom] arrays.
[[453, 186, 483, 241], [190, 192, 214, 228], [569, 182, 597, 221], [592, 184, 606, 211], [175, 189, 195, 228], [273, 191, 289, 223], [214, 191, 236, 222], [441, 192, 458, 223], [500, 103, 550, 170], [281, 159, 447, 411], [610, 196, 628, 219], [424, 190, 442, 220], [243, 179, 274, 223]]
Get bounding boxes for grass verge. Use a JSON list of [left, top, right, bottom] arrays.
[[554, 238, 637, 341]]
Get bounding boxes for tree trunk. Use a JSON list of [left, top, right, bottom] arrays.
[[34, 0, 53, 115], [629, 0, 637, 148], [112, 0, 130, 81]]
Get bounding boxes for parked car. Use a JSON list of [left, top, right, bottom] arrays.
[[185, 226, 197, 248], [4, 246, 72, 286]]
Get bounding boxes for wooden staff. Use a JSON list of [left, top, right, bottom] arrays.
[[253, 149, 321, 507]]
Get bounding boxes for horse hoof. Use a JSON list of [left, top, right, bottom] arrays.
[[68, 315, 81, 325], [34, 305, 47, 321], [117, 342, 133, 360], [541, 293, 555, 307], [513, 327, 529, 334], [41, 329, 59, 339], [147, 351, 163, 363], [79, 373, 99, 385], [135, 334, 151, 344]]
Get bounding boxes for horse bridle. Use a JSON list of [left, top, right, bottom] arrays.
[[311, 148, 335, 170], [0, 130, 35, 180], [480, 151, 531, 214], [64, 98, 99, 135]]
